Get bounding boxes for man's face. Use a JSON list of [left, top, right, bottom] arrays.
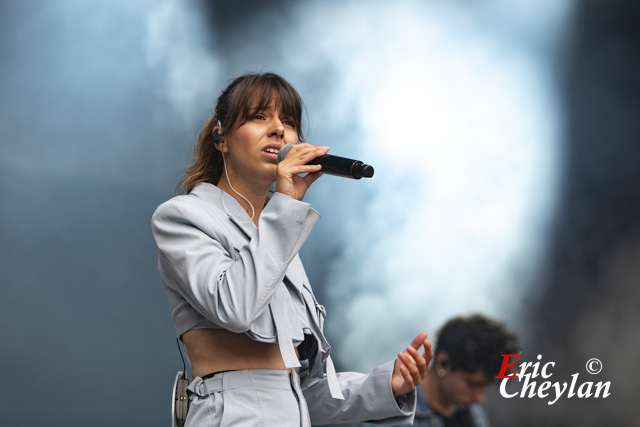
[[440, 368, 492, 410]]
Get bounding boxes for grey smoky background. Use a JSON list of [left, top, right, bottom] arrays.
[[1, 0, 638, 425]]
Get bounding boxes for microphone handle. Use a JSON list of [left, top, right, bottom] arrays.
[[307, 155, 374, 179]]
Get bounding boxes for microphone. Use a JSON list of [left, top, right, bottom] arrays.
[[277, 143, 374, 179]]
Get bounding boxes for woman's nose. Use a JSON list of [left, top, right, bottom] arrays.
[[269, 118, 285, 138]]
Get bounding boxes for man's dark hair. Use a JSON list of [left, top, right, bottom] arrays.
[[435, 314, 518, 378]]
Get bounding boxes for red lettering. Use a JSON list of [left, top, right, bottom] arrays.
[[496, 354, 520, 378]]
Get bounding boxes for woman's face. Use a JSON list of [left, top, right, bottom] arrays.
[[221, 98, 299, 188]]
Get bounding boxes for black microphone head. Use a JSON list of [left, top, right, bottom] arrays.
[[277, 143, 296, 163], [352, 162, 374, 179]]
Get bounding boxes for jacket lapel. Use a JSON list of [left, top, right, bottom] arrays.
[[190, 183, 256, 239], [190, 183, 310, 312]]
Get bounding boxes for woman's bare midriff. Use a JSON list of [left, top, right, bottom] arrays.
[[182, 328, 299, 378]]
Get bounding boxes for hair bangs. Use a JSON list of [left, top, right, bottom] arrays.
[[228, 74, 304, 140]]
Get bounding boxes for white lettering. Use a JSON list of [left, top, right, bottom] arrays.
[[537, 381, 551, 398], [520, 374, 537, 398], [517, 361, 533, 380], [577, 381, 593, 398], [500, 378, 518, 398], [530, 354, 543, 378], [593, 381, 611, 398], [568, 373, 579, 397], [541, 362, 555, 378], [500, 357, 612, 405], [548, 381, 568, 405]]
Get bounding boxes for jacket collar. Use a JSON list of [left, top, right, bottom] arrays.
[[190, 182, 256, 238]]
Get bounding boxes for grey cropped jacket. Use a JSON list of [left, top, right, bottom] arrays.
[[151, 183, 415, 425]]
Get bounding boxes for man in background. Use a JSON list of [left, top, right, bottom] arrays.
[[361, 314, 518, 427]]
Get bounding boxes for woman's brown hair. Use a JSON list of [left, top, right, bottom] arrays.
[[178, 72, 306, 194]]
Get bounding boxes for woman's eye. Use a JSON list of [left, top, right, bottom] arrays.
[[252, 114, 265, 120], [283, 119, 296, 127]]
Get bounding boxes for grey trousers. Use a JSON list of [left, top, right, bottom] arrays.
[[185, 369, 311, 426]]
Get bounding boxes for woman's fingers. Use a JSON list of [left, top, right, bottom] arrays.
[[276, 144, 328, 200], [280, 143, 328, 168], [301, 171, 323, 187], [396, 332, 433, 391], [422, 337, 434, 363], [409, 331, 429, 351], [397, 360, 414, 387], [397, 350, 421, 386], [406, 344, 427, 379]]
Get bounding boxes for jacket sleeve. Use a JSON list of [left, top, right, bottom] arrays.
[[301, 359, 417, 426], [151, 192, 320, 333]]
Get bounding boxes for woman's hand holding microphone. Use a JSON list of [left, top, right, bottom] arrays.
[[275, 143, 328, 201]]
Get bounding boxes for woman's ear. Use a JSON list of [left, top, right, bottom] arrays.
[[212, 121, 228, 152]]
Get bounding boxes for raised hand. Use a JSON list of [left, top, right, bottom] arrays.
[[391, 331, 433, 397]]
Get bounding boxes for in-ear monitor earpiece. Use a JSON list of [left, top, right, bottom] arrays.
[[213, 120, 223, 143]]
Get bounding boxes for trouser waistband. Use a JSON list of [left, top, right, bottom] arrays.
[[189, 369, 299, 397], [200, 370, 234, 381]]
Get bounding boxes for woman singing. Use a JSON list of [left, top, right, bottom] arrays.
[[152, 72, 432, 426]]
